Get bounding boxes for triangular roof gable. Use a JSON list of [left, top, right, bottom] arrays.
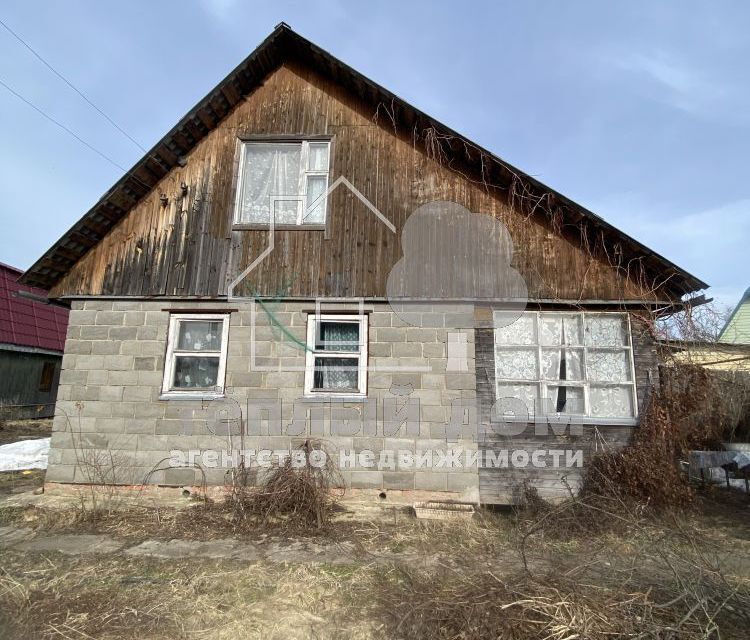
[[719, 287, 750, 343], [21, 22, 708, 297]]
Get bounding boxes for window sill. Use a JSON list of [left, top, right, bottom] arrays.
[[301, 394, 368, 402], [159, 393, 226, 401], [232, 224, 326, 231], [494, 416, 639, 427]]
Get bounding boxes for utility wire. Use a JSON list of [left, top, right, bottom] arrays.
[[0, 17, 147, 153], [0, 76, 153, 192]]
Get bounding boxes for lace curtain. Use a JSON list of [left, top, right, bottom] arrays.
[[494, 311, 635, 418], [238, 144, 301, 224], [313, 322, 360, 390], [314, 357, 358, 389], [317, 322, 359, 351]]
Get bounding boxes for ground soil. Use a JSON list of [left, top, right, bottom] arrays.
[[0, 483, 749, 639], [0, 418, 52, 446]]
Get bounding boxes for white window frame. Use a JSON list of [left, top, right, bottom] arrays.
[[493, 311, 638, 421], [161, 313, 230, 398], [233, 140, 331, 226], [304, 313, 368, 397]]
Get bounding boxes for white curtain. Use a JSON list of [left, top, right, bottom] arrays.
[[239, 144, 301, 223]]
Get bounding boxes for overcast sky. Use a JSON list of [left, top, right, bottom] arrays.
[[0, 1, 747, 306]]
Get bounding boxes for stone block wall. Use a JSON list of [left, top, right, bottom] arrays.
[[48, 299, 480, 499]]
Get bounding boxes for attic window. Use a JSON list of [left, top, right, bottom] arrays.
[[234, 141, 330, 226]]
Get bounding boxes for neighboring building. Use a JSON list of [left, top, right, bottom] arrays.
[[720, 287, 750, 344], [0, 262, 69, 419], [665, 340, 750, 372], [21, 24, 707, 502]]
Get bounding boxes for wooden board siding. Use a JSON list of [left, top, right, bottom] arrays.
[[0, 351, 61, 419], [51, 63, 667, 303], [475, 311, 659, 503]]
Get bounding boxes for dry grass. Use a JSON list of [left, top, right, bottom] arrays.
[[2, 495, 750, 639], [0, 550, 373, 640]]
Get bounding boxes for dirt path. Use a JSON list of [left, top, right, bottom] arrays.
[[0, 523, 441, 568]]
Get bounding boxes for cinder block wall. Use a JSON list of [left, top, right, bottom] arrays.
[[48, 300, 479, 499]]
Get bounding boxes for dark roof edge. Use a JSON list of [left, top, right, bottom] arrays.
[[20, 23, 709, 296]]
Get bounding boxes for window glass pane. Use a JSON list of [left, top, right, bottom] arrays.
[[316, 322, 359, 352], [238, 143, 301, 223], [495, 347, 538, 380], [496, 383, 538, 414], [587, 349, 632, 382], [543, 385, 585, 414], [540, 314, 583, 346], [590, 385, 634, 418], [541, 348, 584, 381], [585, 315, 627, 346], [304, 175, 327, 223], [494, 313, 536, 345], [308, 143, 329, 171], [173, 356, 220, 389], [272, 199, 300, 224], [313, 357, 359, 390], [177, 321, 223, 351]]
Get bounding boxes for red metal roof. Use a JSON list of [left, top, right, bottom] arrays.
[[0, 262, 69, 352]]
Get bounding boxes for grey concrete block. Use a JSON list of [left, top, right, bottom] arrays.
[[137, 325, 159, 340], [415, 471, 448, 491], [99, 386, 124, 402], [106, 356, 134, 371], [66, 340, 92, 355], [84, 300, 114, 311], [96, 311, 125, 325], [123, 386, 152, 402], [70, 310, 97, 325], [393, 342, 422, 357], [45, 465, 76, 483], [112, 301, 142, 311], [80, 325, 110, 340], [123, 419, 157, 435], [111, 402, 136, 418], [383, 471, 414, 490], [163, 468, 197, 486], [134, 357, 156, 371], [109, 370, 139, 386], [91, 341, 121, 355], [350, 471, 383, 489], [94, 418, 125, 434], [109, 327, 138, 341]]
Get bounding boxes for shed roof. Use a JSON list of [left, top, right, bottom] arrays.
[[20, 23, 708, 298], [0, 262, 69, 353]]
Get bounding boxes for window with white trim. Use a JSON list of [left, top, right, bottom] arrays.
[[234, 140, 330, 225], [162, 314, 230, 396], [493, 311, 637, 419], [304, 314, 368, 396]]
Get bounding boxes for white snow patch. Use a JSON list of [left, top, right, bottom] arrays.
[[0, 438, 50, 471]]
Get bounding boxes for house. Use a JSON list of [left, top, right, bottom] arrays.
[[21, 24, 707, 503], [720, 287, 750, 344], [0, 262, 69, 419]]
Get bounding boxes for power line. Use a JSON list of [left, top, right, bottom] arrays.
[[0, 76, 153, 192], [0, 17, 147, 153]]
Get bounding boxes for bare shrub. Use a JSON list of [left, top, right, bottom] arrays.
[[225, 439, 344, 529], [578, 365, 731, 511]]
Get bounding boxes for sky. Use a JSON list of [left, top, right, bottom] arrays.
[[0, 1, 747, 307]]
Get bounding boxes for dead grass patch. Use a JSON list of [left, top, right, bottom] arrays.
[[0, 550, 373, 640]]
